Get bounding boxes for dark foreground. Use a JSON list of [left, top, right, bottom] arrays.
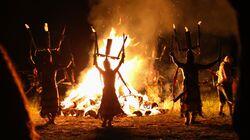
[[33, 112, 238, 140]]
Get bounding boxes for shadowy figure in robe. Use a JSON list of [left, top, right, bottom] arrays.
[[32, 49, 71, 124], [94, 56, 125, 127], [170, 49, 221, 125]]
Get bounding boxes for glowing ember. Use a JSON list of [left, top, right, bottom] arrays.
[[61, 28, 169, 117]]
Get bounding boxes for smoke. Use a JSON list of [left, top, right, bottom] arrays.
[[172, 0, 238, 36], [89, 0, 176, 43], [88, 0, 176, 90], [87, 0, 237, 90], [89, 0, 237, 40]]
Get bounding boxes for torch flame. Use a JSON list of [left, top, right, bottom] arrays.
[[198, 21, 202, 25], [185, 27, 189, 32], [173, 24, 176, 29], [44, 23, 49, 32], [91, 26, 96, 33], [25, 24, 30, 29]]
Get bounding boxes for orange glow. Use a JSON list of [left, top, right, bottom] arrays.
[[61, 28, 168, 116]]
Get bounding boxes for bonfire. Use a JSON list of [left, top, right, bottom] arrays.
[[60, 28, 171, 117]]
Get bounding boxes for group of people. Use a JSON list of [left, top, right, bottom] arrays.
[[30, 33, 236, 128], [170, 49, 235, 125], [7, 23, 235, 129]]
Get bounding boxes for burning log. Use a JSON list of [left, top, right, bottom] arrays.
[[158, 109, 169, 114], [145, 110, 151, 116], [133, 111, 143, 117], [89, 99, 96, 105], [151, 102, 158, 109], [85, 110, 97, 118], [62, 108, 77, 116], [61, 101, 77, 116], [75, 110, 85, 117]]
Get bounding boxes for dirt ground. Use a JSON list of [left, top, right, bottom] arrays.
[[33, 110, 238, 140]]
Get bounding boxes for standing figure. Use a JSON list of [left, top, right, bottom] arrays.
[[170, 49, 220, 125], [32, 50, 71, 124], [25, 23, 71, 125], [94, 55, 125, 127], [216, 56, 233, 116], [34, 50, 60, 124]]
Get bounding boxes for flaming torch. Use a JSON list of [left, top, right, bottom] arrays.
[[197, 21, 202, 48], [185, 27, 192, 49], [44, 23, 51, 49], [91, 26, 99, 65], [24, 24, 37, 49], [173, 24, 181, 52]]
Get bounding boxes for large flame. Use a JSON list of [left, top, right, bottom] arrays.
[[61, 28, 169, 117]]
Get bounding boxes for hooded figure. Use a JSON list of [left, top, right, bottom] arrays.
[[94, 56, 125, 127], [170, 48, 220, 125], [34, 50, 60, 124]]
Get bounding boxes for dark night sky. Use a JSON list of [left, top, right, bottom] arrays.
[[1, 0, 93, 76], [0, 0, 240, 81]]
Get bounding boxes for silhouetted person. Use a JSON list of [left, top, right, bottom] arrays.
[[94, 55, 125, 127], [32, 49, 71, 124], [170, 49, 220, 125], [216, 56, 234, 116], [0, 45, 39, 139]]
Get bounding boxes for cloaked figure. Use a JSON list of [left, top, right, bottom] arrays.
[[94, 50, 125, 127], [216, 56, 234, 116], [32, 49, 71, 124], [26, 23, 71, 125], [170, 49, 221, 125]]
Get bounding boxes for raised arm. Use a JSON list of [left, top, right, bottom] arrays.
[[169, 52, 184, 68], [29, 51, 36, 65], [114, 54, 125, 72], [94, 55, 104, 73], [29, 44, 37, 65], [197, 57, 221, 70]]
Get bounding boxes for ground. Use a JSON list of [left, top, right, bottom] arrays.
[[30, 87, 238, 139], [32, 108, 238, 139], [34, 114, 237, 140]]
